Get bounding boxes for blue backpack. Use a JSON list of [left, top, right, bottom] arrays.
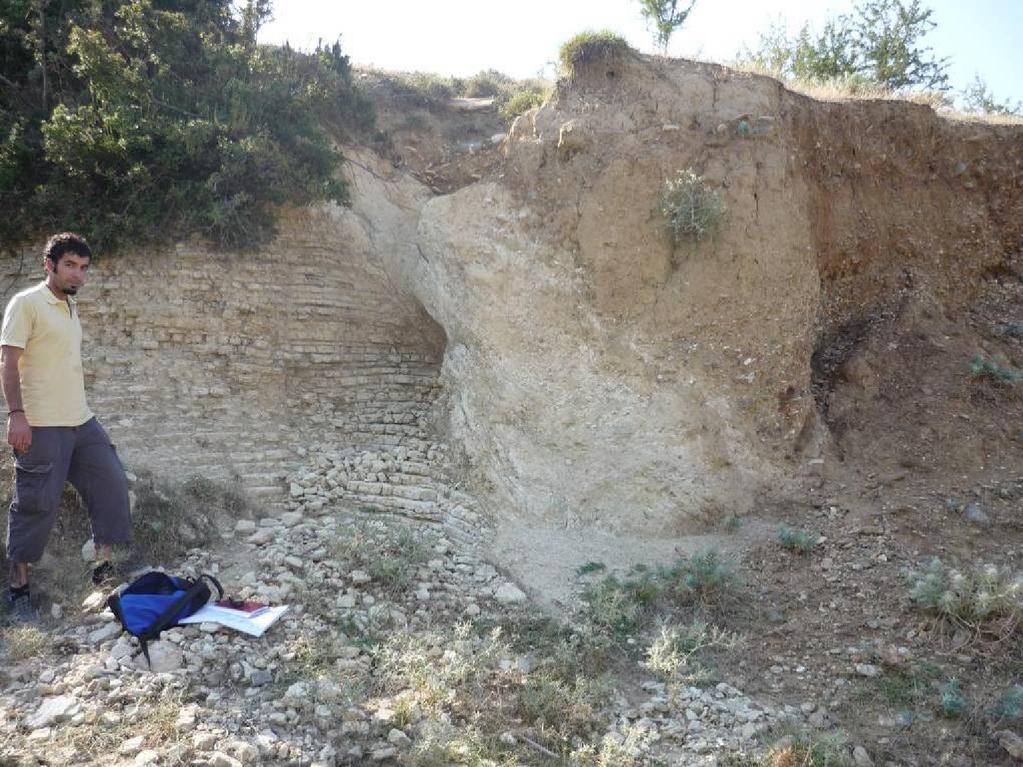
[[107, 571, 223, 665]]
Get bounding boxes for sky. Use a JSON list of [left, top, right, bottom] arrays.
[[258, 1, 1023, 106]]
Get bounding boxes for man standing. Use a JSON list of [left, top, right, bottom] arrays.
[[1, 232, 131, 622]]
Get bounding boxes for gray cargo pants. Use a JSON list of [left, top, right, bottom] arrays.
[[7, 417, 131, 563]]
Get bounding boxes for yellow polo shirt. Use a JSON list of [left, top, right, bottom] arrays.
[[0, 281, 92, 427]]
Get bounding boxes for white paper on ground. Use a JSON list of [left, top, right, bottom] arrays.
[[178, 604, 289, 637]]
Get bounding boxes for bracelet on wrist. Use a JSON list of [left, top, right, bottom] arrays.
[[7, 409, 24, 416]]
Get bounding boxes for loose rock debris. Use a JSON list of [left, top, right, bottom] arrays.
[[0, 493, 832, 766]]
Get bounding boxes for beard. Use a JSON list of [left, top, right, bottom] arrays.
[[62, 284, 79, 296]]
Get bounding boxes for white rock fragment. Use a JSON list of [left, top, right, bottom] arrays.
[[26, 696, 80, 729], [134, 641, 183, 672], [494, 582, 527, 603]]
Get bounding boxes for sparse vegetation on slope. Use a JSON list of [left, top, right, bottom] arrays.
[[559, 31, 631, 79], [908, 558, 1023, 639], [659, 169, 726, 245]]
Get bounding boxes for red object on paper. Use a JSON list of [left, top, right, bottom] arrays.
[[215, 599, 270, 616]]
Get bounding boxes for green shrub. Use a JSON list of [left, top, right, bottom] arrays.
[[500, 89, 546, 121], [729, 725, 851, 767], [0, 3, 372, 252], [375, 624, 508, 715], [908, 558, 1022, 635], [582, 551, 742, 635], [577, 561, 607, 576], [671, 549, 742, 601], [559, 31, 630, 78], [569, 724, 651, 767], [777, 525, 817, 553], [643, 621, 738, 695], [970, 354, 1022, 383], [517, 672, 607, 738], [583, 576, 643, 634], [462, 69, 513, 98], [937, 677, 967, 718], [854, 663, 935, 709], [659, 170, 727, 244], [405, 722, 509, 767], [993, 685, 1023, 721], [329, 521, 431, 597], [723, 514, 744, 532], [391, 71, 459, 106]]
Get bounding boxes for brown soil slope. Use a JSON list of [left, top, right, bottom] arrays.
[[398, 51, 1022, 536]]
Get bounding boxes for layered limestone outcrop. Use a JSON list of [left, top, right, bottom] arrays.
[[3, 53, 1020, 537], [0, 166, 443, 498]]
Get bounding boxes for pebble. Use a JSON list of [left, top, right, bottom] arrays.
[[494, 582, 527, 603], [88, 622, 121, 645], [134, 641, 183, 672], [995, 729, 1023, 760], [210, 753, 243, 767], [963, 502, 991, 526], [388, 728, 412, 747], [119, 735, 146, 756], [25, 696, 79, 729]]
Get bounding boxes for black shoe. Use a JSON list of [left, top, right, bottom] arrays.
[[92, 558, 149, 586], [92, 560, 115, 585]]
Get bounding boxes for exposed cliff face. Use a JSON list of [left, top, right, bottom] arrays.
[[398, 54, 1021, 534], [0, 157, 443, 497], [3, 54, 1020, 540]]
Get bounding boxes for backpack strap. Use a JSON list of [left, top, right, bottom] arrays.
[[137, 573, 224, 666]]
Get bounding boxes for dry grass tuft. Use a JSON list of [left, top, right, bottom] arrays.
[[0, 625, 51, 661]]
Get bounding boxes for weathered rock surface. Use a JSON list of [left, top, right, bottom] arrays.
[[4, 56, 1018, 540]]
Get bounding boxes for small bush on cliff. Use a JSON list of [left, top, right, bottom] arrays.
[[500, 89, 547, 121], [559, 31, 631, 78], [659, 170, 726, 244]]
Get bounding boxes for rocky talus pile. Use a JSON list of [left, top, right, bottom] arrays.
[[0, 455, 843, 765], [285, 443, 484, 543]]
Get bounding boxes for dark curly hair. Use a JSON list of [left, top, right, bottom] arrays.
[[43, 232, 92, 265]]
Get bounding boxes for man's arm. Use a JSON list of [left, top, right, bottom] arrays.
[[1, 345, 30, 453]]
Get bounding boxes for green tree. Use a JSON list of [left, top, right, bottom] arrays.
[[959, 75, 1021, 116], [790, 18, 859, 81], [735, 20, 791, 76], [737, 0, 949, 92], [636, 0, 696, 54], [0, 0, 372, 253], [855, 0, 948, 90]]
